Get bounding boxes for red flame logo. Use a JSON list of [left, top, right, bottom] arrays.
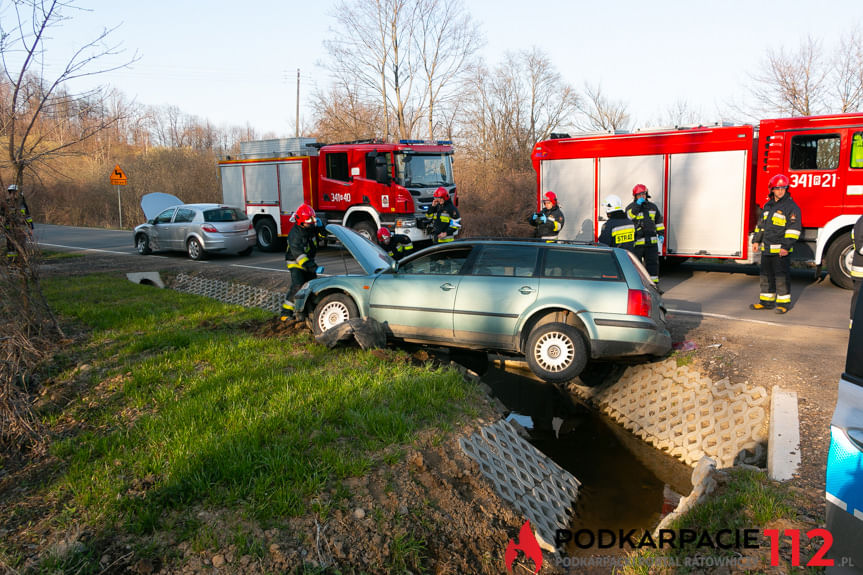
[[504, 520, 543, 574]]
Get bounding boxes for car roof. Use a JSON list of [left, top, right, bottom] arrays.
[[444, 237, 615, 251], [180, 203, 236, 210]]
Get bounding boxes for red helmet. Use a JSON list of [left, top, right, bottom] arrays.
[[768, 174, 790, 189], [376, 227, 391, 242], [294, 203, 316, 224], [543, 191, 557, 204], [632, 184, 648, 197], [433, 187, 449, 199]]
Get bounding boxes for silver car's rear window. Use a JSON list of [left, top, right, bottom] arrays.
[[540, 248, 622, 281], [204, 208, 247, 222]]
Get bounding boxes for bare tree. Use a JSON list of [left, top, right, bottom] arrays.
[[414, 0, 482, 139], [311, 78, 384, 142], [0, 0, 135, 455], [576, 83, 630, 132], [749, 36, 828, 116], [832, 30, 863, 113]]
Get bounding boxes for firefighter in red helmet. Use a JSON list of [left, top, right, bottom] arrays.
[[750, 174, 802, 314], [527, 190, 565, 241], [625, 184, 665, 285], [280, 203, 322, 321], [421, 187, 461, 243], [376, 226, 414, 261]]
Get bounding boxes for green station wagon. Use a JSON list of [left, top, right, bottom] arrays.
[[294, 225, 671, 383]]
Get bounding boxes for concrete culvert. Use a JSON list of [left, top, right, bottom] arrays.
[[126, 272, 165, 288]]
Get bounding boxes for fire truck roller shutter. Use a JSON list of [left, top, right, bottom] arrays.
[[540, 157, 594, 241]]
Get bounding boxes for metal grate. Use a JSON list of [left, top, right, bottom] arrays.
[[172, 273, 283, 313]]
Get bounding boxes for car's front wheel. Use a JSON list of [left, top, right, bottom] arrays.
[[187, 237, 206, 260], [312, 293, 359, 336], [135, 234, 152, 255], [525, 322, 587, 383]]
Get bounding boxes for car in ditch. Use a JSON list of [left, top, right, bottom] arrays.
[[133, 193, 256, 260], [293, 225, 671, 383]]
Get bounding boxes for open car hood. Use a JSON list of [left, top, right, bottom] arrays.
[[326, 224, 395, 275], [141, 193, 182, 221]]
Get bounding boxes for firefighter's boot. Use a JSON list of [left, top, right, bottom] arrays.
[[279, 302, 294, 322], [749, 302, 774, 310], [774, 306, 789, 314]]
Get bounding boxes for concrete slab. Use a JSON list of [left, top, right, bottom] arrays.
[[768, 386, 801, 481], [126, 271, 165, 288]]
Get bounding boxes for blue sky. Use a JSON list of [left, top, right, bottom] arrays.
[[32, 0, 863, 136]]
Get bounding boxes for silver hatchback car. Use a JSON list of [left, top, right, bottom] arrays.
[[294, 225, 671, 383], [133, 194, 256, 260]]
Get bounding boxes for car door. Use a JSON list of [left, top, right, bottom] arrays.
[[452, 244, 539, 348], [369, 245, 473, 342], [172, 207, 197, 249], [826, 298, 863, 573], [150, 208, 176, 251]]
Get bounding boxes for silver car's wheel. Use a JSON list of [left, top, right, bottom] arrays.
[[525, 322, 587, 383], [312, 293, 359, 336], [187, 237, 205, 260], [136, 234, 151, 255]]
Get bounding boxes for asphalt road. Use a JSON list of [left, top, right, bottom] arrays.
[[34, 223, 854, 331]]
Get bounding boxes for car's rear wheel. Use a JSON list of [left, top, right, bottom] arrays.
[[525, 322, 587, 383], [312, 293, 358, 336], [135, 234, 152, 255], [187, 237, 206, 260]]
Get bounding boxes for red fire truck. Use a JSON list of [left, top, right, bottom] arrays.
[[219, 138, 456, 250], [531, 113, 863, 288]]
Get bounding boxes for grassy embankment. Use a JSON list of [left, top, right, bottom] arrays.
[[1, 274, 482, 571]]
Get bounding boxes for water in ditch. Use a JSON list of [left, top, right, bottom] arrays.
[[480, 361, 694, 556]]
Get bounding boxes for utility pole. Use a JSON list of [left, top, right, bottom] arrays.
[[296, 68, 300, 139]]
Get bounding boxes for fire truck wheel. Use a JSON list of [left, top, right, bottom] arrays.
[[135, 234, 152, 255], [312, 293, 358, 336], [826, 233, 854, 290], [351, 220, 376, 242], [255, 219, 280, 252], [525, 322, 587, 383], [187, 237, 206, 261]]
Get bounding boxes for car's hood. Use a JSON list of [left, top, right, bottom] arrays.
[[326, 224, 395, 275], [141, 193, 182, 221]]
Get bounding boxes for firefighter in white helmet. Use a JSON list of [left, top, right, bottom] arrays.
[[598, 195, 636, 252]]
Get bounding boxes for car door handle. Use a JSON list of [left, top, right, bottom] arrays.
[[440, 283, 456, 291], [519, 286, 536, 294]]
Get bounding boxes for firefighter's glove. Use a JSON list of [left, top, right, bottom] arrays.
[[658, 235, 664, 242], [531, 213, 538, 222], [315, 217, 323, 228], [637, 197, 646, 205], [538, 214, 547, 224]]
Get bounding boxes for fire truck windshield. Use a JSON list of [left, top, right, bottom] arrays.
[[394, 152, 454, 188]]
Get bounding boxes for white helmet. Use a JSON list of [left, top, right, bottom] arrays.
[[7, 184, 17, 193], [604, 194, 623, 214]]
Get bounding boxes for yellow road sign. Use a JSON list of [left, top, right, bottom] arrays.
[[110, 164, 127, 185]]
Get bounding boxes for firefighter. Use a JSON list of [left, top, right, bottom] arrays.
[[625, 184, 664, 285], [749, 174, 802, 314], [376, 227, 413, 261], [527, 191, 565, 242], [598, 194, 636, 252], [2, 184, 33, 264], [850, 214, 863, 328], [421, 187, 461, 243], [280, 204, 321, 321]]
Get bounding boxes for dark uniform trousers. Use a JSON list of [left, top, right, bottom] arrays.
[[759, 254, 792, 308]]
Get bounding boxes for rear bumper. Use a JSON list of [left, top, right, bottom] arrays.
[[202, 233, 256, 253], [590, 319, 672, 358]]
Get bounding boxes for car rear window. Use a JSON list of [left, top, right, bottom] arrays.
[[204, 208, 247, 222], [541, 248, 622, 280]]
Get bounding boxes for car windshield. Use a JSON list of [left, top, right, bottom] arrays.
[[394, 153, 454, 188], [203, 207, 247, 222]]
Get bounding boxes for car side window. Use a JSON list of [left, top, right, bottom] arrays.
[[204, 208, 244, 222], [399, 247, 473, 275], [174, 208, 196, 223], [154, 208, 175, 224], [470, 245, 538, 277], [541, 248, 622, 280]]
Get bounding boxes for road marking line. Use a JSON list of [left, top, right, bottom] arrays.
[[666, 307, 847, 330], [39, 243, 131, 255], [229, 264, 288, 273]]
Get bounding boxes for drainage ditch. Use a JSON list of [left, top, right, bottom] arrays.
[[478, 361, 693, 556]]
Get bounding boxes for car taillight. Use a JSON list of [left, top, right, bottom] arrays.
[[201, 224, 218, 233], [627, 289, 652, 317], [248, 222, 253, 230]]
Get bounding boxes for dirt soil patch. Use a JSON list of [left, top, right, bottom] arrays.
[[0, 252, 850, 573]]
